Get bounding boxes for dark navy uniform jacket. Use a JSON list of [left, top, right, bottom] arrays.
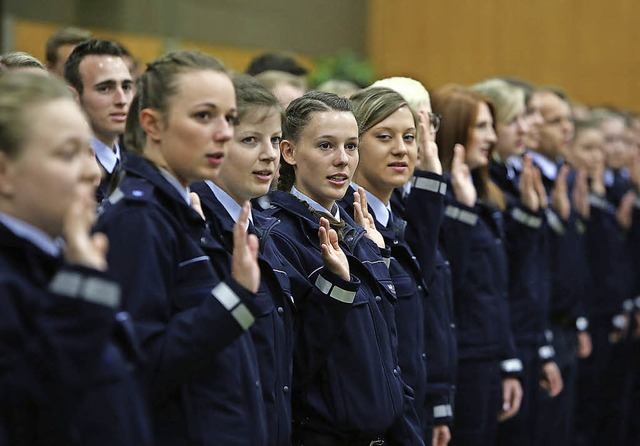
[[490, 158, 555, 361], [0, 219, 151, 446], [264, 190, 424, 445], [96, 154, 267, 446], [440, 178, 521, 375], [391, 172, 459, 426], [585, 191, 635, 324], [338, 170, 446, 430], [192, 181, 360, 446], [530, 153, 589, 332]]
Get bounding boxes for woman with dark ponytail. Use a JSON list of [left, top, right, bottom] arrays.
[[265, 91, 424, 445]]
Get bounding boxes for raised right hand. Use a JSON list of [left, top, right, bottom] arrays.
[[551, 165, 571, 220], [231, 201, 260, 293], [450, 144, 477, 207], [520, 155, 540, 212], [318, 217, 350, 281]]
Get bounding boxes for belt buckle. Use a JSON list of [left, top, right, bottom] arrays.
[[369, 440, 385, 446]]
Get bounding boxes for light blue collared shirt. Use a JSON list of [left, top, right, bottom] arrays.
[[91, 136, 121, 174], [205, 180, 253, 226], [528, 151, 559, 181], [291, 186, 340, 221], [505, 155, 523, 180], [351, 182, 391, 227], [604, 169, 615, 187], [159, 169, 191, 205], [0, 212, 61, 257]]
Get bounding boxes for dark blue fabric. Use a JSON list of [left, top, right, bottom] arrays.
[[96, 154, 267, 446], [0, 222, 151, 446], [264, 190, 423, 445]]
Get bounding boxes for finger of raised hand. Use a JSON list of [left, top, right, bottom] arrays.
[[190, 192, 205, 219]]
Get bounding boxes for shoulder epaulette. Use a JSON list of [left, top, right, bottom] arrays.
[[120, 178, 155, 203]]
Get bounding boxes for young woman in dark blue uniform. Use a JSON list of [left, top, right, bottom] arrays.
[[265, 91, 424, 445], [96, 52, 268, 446], [191, 75, 359, 446], [431, 85, 524, 446], [568, 117, 635, 446], [472, 79, 564, 446], [337, 86, 446, 443], [371, 77, 462, 446], [0, 73, 150, 445]]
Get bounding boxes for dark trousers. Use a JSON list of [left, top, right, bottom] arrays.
[[537, 324, 577, 446], [450, 359, 502, 446], [497, 345, 542, 446], [573, 320, 633, 446]]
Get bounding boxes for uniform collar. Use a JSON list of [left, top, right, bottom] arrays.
[[0, 212, 61, 257], [91, 136, 121, 174], [351, 182, 390, 227], [159, 168, 191, 205], [291, 186, 340, 221], [528, 151, 558, 180], [205, 180, 252, 226]]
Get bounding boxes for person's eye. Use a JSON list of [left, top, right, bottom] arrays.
[[242, 136, 258, 145], [57, 146, 81, 161], [345, 142, 359, 151], [404, 133, 416, 142], [376, 134, 391, 141], [122, 83, 133, 92], [271, 136, 282, 147], [194, 111, 212, 121], [97, 85, 111, 93], [319, 141, 332, 150]]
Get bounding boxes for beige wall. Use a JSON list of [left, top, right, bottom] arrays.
[[368, 0, 640, 111], [4, 0, 366, 72]]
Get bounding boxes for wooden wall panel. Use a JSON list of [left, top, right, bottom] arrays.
[[368, 0, 640, 111]]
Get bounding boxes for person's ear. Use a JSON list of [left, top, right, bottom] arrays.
[[139, 108, 164, 143], [0, 152, 16, 197], [280, 139, 296, 166]]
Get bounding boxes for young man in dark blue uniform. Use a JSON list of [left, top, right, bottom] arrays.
[[65, 39, 134, 203], [528, 89, 592, 446]]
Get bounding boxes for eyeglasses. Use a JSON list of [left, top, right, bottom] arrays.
[[429, 113, 442, 134]]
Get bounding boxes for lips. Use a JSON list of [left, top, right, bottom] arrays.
[[206, 152, 224, 167], [253, 169, 273, 181], [327, 173, 349, 186], [110, 113, 127, 122], [388, 161, 408, 171]]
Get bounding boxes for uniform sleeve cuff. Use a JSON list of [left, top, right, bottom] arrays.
[[511, 206, 543, 229], [576, 316, 589, 331], [501, 358, 523, 374], [445, 204, 478, 226], [314, 271, 359, 304], [412, 172, 447, 195], [538, 345, 556, 361], [545, 208, 566, 235], [211, 280, 258, 330], [433, 404, 453, 420], [49, 267, 121, 309]]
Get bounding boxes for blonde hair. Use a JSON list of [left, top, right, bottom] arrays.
[[370, 77, 431, 113], [0, 72, 71, 158], [472, 78, 525, 125]]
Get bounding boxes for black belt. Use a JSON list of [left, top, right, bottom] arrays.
[[299, 431, 386, 446]]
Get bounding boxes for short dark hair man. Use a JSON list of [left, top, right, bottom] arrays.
[[65, 39, 134, 202]]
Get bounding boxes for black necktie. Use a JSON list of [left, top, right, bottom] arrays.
[[388, 211, 406, 242]]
